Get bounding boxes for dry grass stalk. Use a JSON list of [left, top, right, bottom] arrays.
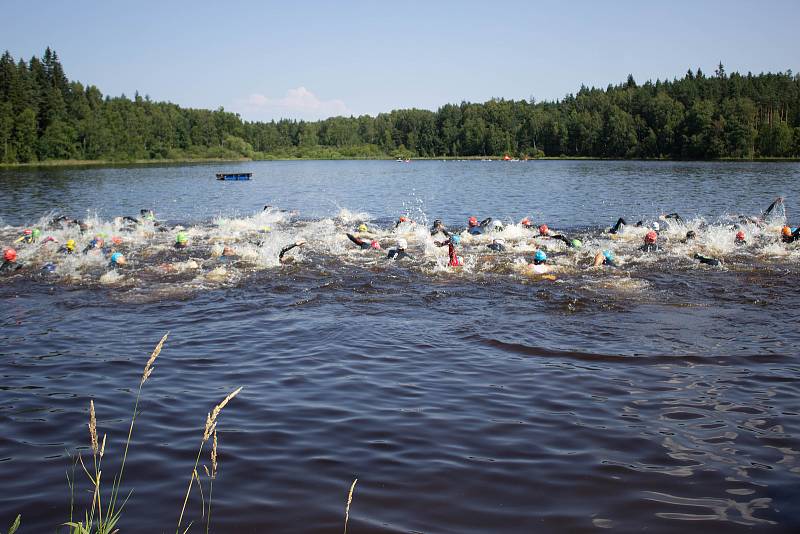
[[210, 430, 218, 479], [141, 332, 169, 386], [100, 434, 107, 459], [89, 400, 98, 455], [344, 478, 357, 534], [203, 387, 242, 441]]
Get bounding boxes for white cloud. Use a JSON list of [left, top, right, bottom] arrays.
[[234, 87, 351, 121]]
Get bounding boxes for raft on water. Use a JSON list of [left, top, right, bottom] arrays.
[[216, 172, 252, 181]]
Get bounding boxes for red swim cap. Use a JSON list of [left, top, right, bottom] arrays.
[[735, 231, 745, 241], [23, 229, 32, 235], [538, 224, 549, 235], [370, 240, 381, 250], [111, 236, 123, 245], [468, 216, 478, 227], [398, 216, 408, 223], [520, 217, 530, 226], [645, 230, 657, 244], [4, 248, 17, 262]]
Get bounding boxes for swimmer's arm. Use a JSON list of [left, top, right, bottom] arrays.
[[550, 235, 571, 246], [346, 233, 364, 246], [662, 213, 683, 222], [610, 218, 627, 234], [762, 197, 783, 218], [279, 241, 306, 260], [121, 216, 140, 224]]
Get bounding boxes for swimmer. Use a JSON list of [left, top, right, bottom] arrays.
[[694, 253, 721, 266], [279, 240, 306, 263], [520, 217, 534, 229], [681, 230, 697, 243], [592, 249, 616, 267], [431, 219, 450, 237], [58, 239, 77, 254], [1, 248, 22, 274], [609, 218, 627, 234], [435, 235, 463, 267], [140, 209, 156, 221], [734, 231, 747, 246], [109, 252, 127, 267], [48, 215, 81, 230], [548, 234, 582, 249], [537, 224, 551, 237], [387, 238, 413, 261], [467, 216, 482, 235], [760, 197, 783, 221], [357, 223, 369, 233], [640, 230, 659, 252], [660, 213, 684, 224], [394, 216, 412, 229], [175, 232, 189, 250], [529, 250, 551, 274], [83, 236, 106, 254], [15, 228, 41, 244], [487, 238, 506, 252], [346, 233, 381, 250], [781, 225, 799, 244]]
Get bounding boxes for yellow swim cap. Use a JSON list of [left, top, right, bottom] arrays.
[[66, 239, 76, 251], [358, 224, 368, 232]]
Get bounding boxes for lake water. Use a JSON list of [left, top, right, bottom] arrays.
[[1, 160, 799, 533]]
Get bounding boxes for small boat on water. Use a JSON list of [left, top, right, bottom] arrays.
[[216, 172, 252, 181]]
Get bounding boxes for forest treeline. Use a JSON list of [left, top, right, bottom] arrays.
[[1, 48, 799, 164]]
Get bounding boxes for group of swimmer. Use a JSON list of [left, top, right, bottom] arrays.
[[1, 197, 798, 281]]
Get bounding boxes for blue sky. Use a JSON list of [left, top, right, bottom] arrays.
[[2, 0, 798, 121]]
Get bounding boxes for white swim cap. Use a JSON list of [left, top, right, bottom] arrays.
[[396, 238, 408, 249]]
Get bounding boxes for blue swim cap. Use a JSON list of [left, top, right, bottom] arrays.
[[42, 263, 56, 273], [110, 252, 123, 264], [603, 250, 614, 261], [534, 250, 547, 262], [450, 235, 461, 245]]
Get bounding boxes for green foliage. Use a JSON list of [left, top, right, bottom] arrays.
[[1, 50, 799, 163]]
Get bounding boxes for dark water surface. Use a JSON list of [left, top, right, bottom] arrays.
[[1, 160, 799, 533]]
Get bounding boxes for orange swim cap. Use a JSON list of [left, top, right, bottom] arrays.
[[782, 226, 792, 236]]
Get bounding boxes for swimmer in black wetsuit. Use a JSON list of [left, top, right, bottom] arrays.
[[487, 238, 506, 252], [279, 241, 306, 263], [781, 225, 800, 243], [681, 230, 697, 243], [387, 239, 413, 261], [431, 219, 450, 237], [346, 233, 380, 250], [694, 253, 721, 266], [609, 218, 627, 234]]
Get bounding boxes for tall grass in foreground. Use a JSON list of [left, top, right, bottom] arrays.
[[52, 333, 360, 532], [62, 333, 244, 534]]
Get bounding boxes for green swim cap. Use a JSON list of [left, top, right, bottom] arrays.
[[571, 239, 582, 249], [176, 232, 188, 244], [32, 228, 41, 238]]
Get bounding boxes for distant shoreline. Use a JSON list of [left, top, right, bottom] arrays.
[[1, 155, 798, 170]]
